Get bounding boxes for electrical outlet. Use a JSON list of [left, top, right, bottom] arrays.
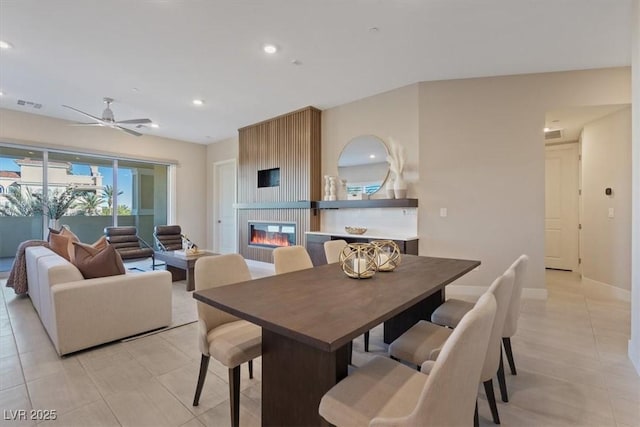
[[440, 208, 447, 217]]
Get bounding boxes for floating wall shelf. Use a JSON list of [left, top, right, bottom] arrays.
[[234, 199, 418, 210], [315, 198, 418, 209]]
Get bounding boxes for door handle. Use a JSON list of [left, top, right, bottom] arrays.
[[217, 220, 222, 223]]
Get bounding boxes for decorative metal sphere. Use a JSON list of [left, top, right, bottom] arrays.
[[370, 240, 401, 271], [339, 243, 378, 279]]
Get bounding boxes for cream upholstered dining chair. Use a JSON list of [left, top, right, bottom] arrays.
[[431, 255, 529, 375], [323, 239, 347, 264], [388, 270, 514, 425], [273, 245, 313, 274], [319, 292, 497, 427], [324, 239, 372, 353], [192, 254, 260, 427]]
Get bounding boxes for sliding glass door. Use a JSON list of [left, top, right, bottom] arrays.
[[0, 143, 170, 273]]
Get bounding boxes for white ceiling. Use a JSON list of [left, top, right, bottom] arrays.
[[0, 0, 633, 144]]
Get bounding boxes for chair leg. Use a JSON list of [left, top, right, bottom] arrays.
[[364, 330, 370, 352], [497, 350, 509, 402], [348, 340, 353, 365], [483, 379, 501, 424], [248, 360, 253, 379], [192, 354, 210, 406], [474, 400, 479, 427], [229, 366, 240, 427], [503, 337, 517, 375]]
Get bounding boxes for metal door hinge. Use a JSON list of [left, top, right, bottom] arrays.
[[578, 224, 582, 230], [578, 258, 582, 264]]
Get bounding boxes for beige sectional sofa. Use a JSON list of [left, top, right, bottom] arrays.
[[25, 246, 172, 356]]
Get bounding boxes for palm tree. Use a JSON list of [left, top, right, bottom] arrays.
[[77, 192, 104, 216], [102, 185, 123, 214], [0, 185, 39, 216]]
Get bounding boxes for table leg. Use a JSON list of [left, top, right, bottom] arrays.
[[261, 329, 349, 426], [383, 289, 444, 344], [186, 266, 195, 292], [165, 264, 187, 282]]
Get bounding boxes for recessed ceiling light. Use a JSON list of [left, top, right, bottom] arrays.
[[0, 40, 13, 49], [131, 87, 140, 92], [0, 91, 3, 96], [192, 99, 204, 106], [263, 44, 278, 54], [150, 123, 159, 128], [543, 127, 551, 132], [369, 154, 376, 159], [368, 27, 380, 33]]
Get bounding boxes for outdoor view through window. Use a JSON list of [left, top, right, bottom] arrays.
[[0, 145, 168, 273]]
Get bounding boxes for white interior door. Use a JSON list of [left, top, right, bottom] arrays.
[[214, 160, 237, 253], [545, 143, 579, 270]]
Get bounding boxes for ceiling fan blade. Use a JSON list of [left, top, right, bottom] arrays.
[[62, 105, 103, 122], [70, 122, 104, 126], [116, 118, 152, 125], [117, 126, 143, 137]]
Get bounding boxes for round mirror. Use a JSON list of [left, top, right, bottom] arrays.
[[338, 135, 389, 196]]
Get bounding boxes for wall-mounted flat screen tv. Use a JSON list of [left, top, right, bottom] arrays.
[[258, 167, 280, 188]]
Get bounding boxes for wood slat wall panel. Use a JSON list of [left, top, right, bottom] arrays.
[[237, 106, 321, 261]]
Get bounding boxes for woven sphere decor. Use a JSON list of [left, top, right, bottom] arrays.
[[371, 240, 401, 272], [339, 243, 378, 279]]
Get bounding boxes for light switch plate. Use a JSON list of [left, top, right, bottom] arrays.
[[440, 208, 447, 217], [608, 208, 615, 218]]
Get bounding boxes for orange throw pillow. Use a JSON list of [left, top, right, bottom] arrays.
[[72, 242, 126, 279]]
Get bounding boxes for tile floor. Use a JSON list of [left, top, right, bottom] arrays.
[[0, 265, 638, 426]]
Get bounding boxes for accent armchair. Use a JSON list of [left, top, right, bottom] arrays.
[[104, 226, 155, 268], [153, 225, 183, 251]]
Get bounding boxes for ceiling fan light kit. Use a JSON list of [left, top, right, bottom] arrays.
[[62, 97, 152, 137]]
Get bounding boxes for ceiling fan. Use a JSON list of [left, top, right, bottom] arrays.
[[62, 97, 152, 136]]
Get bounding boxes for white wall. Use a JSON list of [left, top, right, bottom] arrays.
[[629, 0, 640, 375], [322, 84, 420, 199], [581, 108, 632, 292], [0, 108, 207, 242]]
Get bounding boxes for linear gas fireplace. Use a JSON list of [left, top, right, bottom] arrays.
[[248, 221, 296, 248]]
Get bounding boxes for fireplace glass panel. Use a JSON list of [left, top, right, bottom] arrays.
[[249, 222, 296, 248]]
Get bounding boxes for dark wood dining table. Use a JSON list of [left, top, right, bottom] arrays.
[[193, 254, 480, 426]]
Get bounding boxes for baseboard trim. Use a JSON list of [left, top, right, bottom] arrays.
[[629, 339, 640, 376], [446, 285, 547, 300], [582, 277, 631, 302]]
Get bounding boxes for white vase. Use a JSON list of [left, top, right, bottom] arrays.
[[386, 178, 395, 199], [393, 174, 407, 199], [48, 219, 60, 231], [323, 175, 331, 201], [328, 176, 337, 201]]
